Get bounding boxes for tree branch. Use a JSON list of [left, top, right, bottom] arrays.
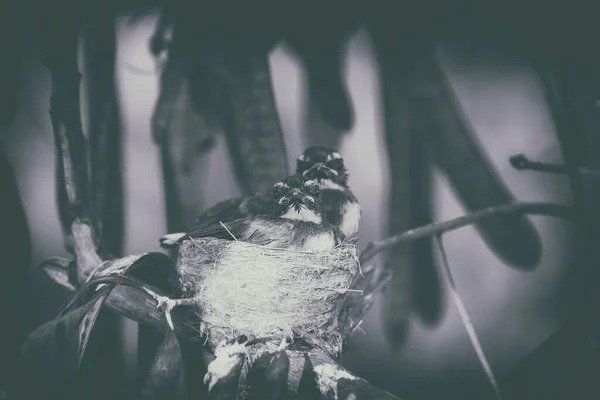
[[509, 153, 600, 176], [360, 202, 579, 264], [435, 235, 503, 399]]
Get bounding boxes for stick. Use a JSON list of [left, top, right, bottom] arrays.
[[360, 202, 580, 264], [510, 153, 600, 176], [434, 235, 503, 400]]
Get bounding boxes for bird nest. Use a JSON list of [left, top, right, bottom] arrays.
[[176, 237, 359, 357]]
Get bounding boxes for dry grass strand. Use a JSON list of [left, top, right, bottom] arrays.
[[176, 237, 359, 357]]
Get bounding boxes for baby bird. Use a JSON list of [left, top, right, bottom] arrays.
[[295, 146, 361, 238], [160, 175, 344, 252], [160, 183, 276, 248]]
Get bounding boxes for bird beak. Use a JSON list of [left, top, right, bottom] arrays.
[[288, 190, 305, 203], [280, 190, 307, 206], [314, 162, 327, 171], [303, 162, 338, 177]]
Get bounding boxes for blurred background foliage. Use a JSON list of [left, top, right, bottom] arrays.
[[1, 0, 600, 399]]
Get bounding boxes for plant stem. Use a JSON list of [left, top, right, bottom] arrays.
[[435, 234, 504, 400]]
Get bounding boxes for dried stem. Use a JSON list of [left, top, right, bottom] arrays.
[[360, 202, 579, 264], [339, 263, 393, 339], [435, 235, 503, 400], [48, 56, 102, 285], [510, 153, 600, 176]]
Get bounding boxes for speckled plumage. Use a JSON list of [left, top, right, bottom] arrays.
[[197, 217, 339, 252], [161, 175, 343, 251], [296, 146, 361, 237], [319, 185, 360, 233]]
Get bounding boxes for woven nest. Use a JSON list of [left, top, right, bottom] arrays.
[[176, 237, 359, 358]]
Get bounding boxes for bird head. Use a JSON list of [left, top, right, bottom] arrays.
[[268, 176, 323, 223], [295, 146, 349, 188]]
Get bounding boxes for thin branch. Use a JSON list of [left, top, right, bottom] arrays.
[[435, 235, 503, 400], [339, 263, 393, 340], [360, 202, 578, 264], [510, 153, 600, 176]]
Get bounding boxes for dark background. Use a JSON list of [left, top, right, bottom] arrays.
[[1, 1, 599, 399]]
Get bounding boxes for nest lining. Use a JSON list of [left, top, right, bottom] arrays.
[[176, 237, 358, 356]]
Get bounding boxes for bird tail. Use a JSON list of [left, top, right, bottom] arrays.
[[159, 232, 186, 248]]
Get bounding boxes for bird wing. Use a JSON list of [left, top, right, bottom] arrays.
[[320, 189, 349, 226], [332, 224, 346, 245], [194, 191, 272, 227], [195, 196, 248, 226], [184, 218, 252, 241]]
